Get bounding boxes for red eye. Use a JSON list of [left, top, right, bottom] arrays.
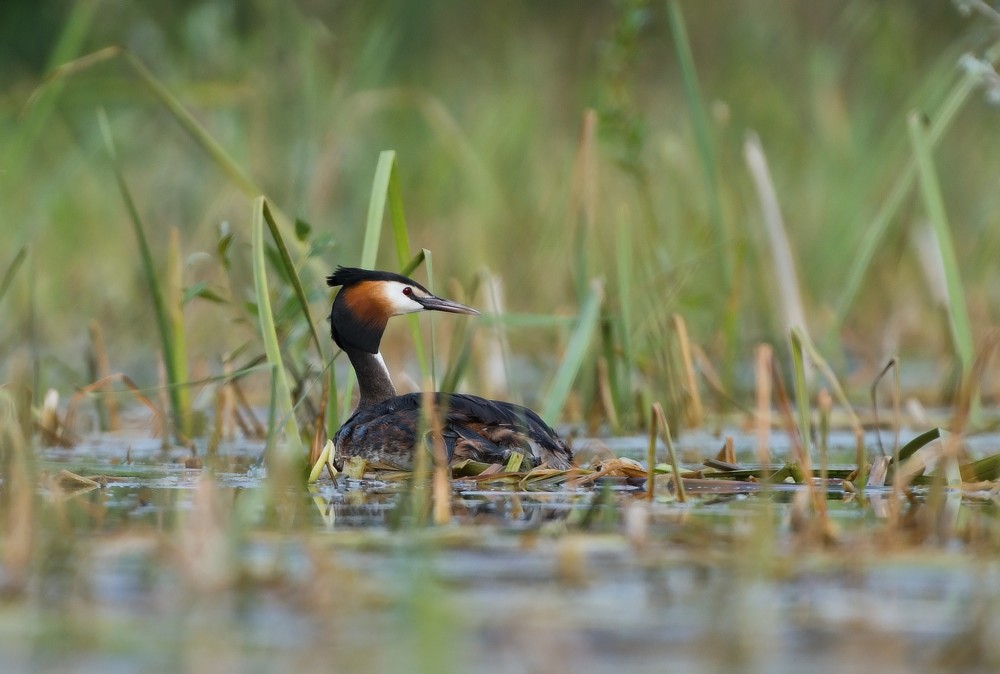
[[403, 287, 413, 296]]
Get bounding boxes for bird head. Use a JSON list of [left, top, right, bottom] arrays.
[[327, 266, 479, 353]]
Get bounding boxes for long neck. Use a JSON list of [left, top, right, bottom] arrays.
[[345, 346, 397, 410]]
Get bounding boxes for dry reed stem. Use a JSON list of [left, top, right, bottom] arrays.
[[596, 357, 620, 431], [419, 388, 452, 526], [754, 344, 772, 469], [230, 378, 266, 438], [653, 402, 686, 503], [722, 436, 736, 464], [1, 394, 33, 594], [646, 406, 657, 502], [63, 373, 165, 443], [156, 355, 169, 445], [310, 376, 329, 465], [771, 359, 830, 540], [932, 330, 1000, 538], [744, 133, 808, 341], [818, 388, 832, 495], [220, 354, 234, 440], [88, 320, 119, 430], [672, 314, 704, 428]]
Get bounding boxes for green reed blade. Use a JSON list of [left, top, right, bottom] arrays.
[[541, 279, 604, 423], [401, 250, 427, 277], [261, 200, 325, 363], [98, 108, 187, 439], [252, 196, 304, 463], [341, 151, 400, 419], [791, 327, 863, 437], [361, 151, 430, 383], [423, 249, 437, 389], [908, 112, 975, 381], [167, 229, 191, 436], [362, 149, 418, 273], [361, 151, 393, 269]]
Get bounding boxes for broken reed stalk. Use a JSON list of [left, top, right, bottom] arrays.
[[790, 327, 867, 482], [0, 392, 35, 594], [597, 357, 621, 433], [755, 344, 773, 469], [945, 331, 1000, 475], [646, 405, 657, 502], [744, 133, 808, 344], [220, 354, 235, 441], [870, 357, 900, 459], [156, 356, 169, 445], [871, 358, 903, 524], [87, 320, 119, 431], [230, 378, 266, 438], [424, 387, 452, 526], [672, 314, 704, 428], [652, 402, 686, 503], [818, 389, 831, 495], [408, 391, 433, 525], [789, 335, 826, 524], [723, 436, 736, 464], [310, 378, 328, 466], [690, 343, 742, 413]]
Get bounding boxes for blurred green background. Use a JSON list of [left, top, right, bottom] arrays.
[[2, 0, 998, 425]]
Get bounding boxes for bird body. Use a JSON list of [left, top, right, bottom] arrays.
[[327, 267, 572, 470]]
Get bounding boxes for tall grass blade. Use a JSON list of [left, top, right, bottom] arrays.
[[907, 112, 976, 387], [541, 280, 604, 423], [8, 0, 98, 175], [167, 228, 192, 436], [614, 210, 634, 401], [98, 108, 186, 439], [252, 196, 305, 465], [834, 47, 1000, 325], [0, 246, 28, 308], [665, 0, 729, 287], [26, 48, 302, 251]]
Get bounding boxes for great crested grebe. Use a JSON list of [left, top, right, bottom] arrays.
[[327, 267, 573, 470]]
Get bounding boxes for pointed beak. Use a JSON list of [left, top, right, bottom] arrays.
[[416, 294, 480, 316]]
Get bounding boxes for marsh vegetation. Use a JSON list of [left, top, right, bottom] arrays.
[[4, 1, 1000, 671]]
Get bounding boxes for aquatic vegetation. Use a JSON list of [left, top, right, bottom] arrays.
[[5, 2, 1000, 671]]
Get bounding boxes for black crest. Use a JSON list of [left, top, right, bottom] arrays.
[[327, 266, 430, 294]]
